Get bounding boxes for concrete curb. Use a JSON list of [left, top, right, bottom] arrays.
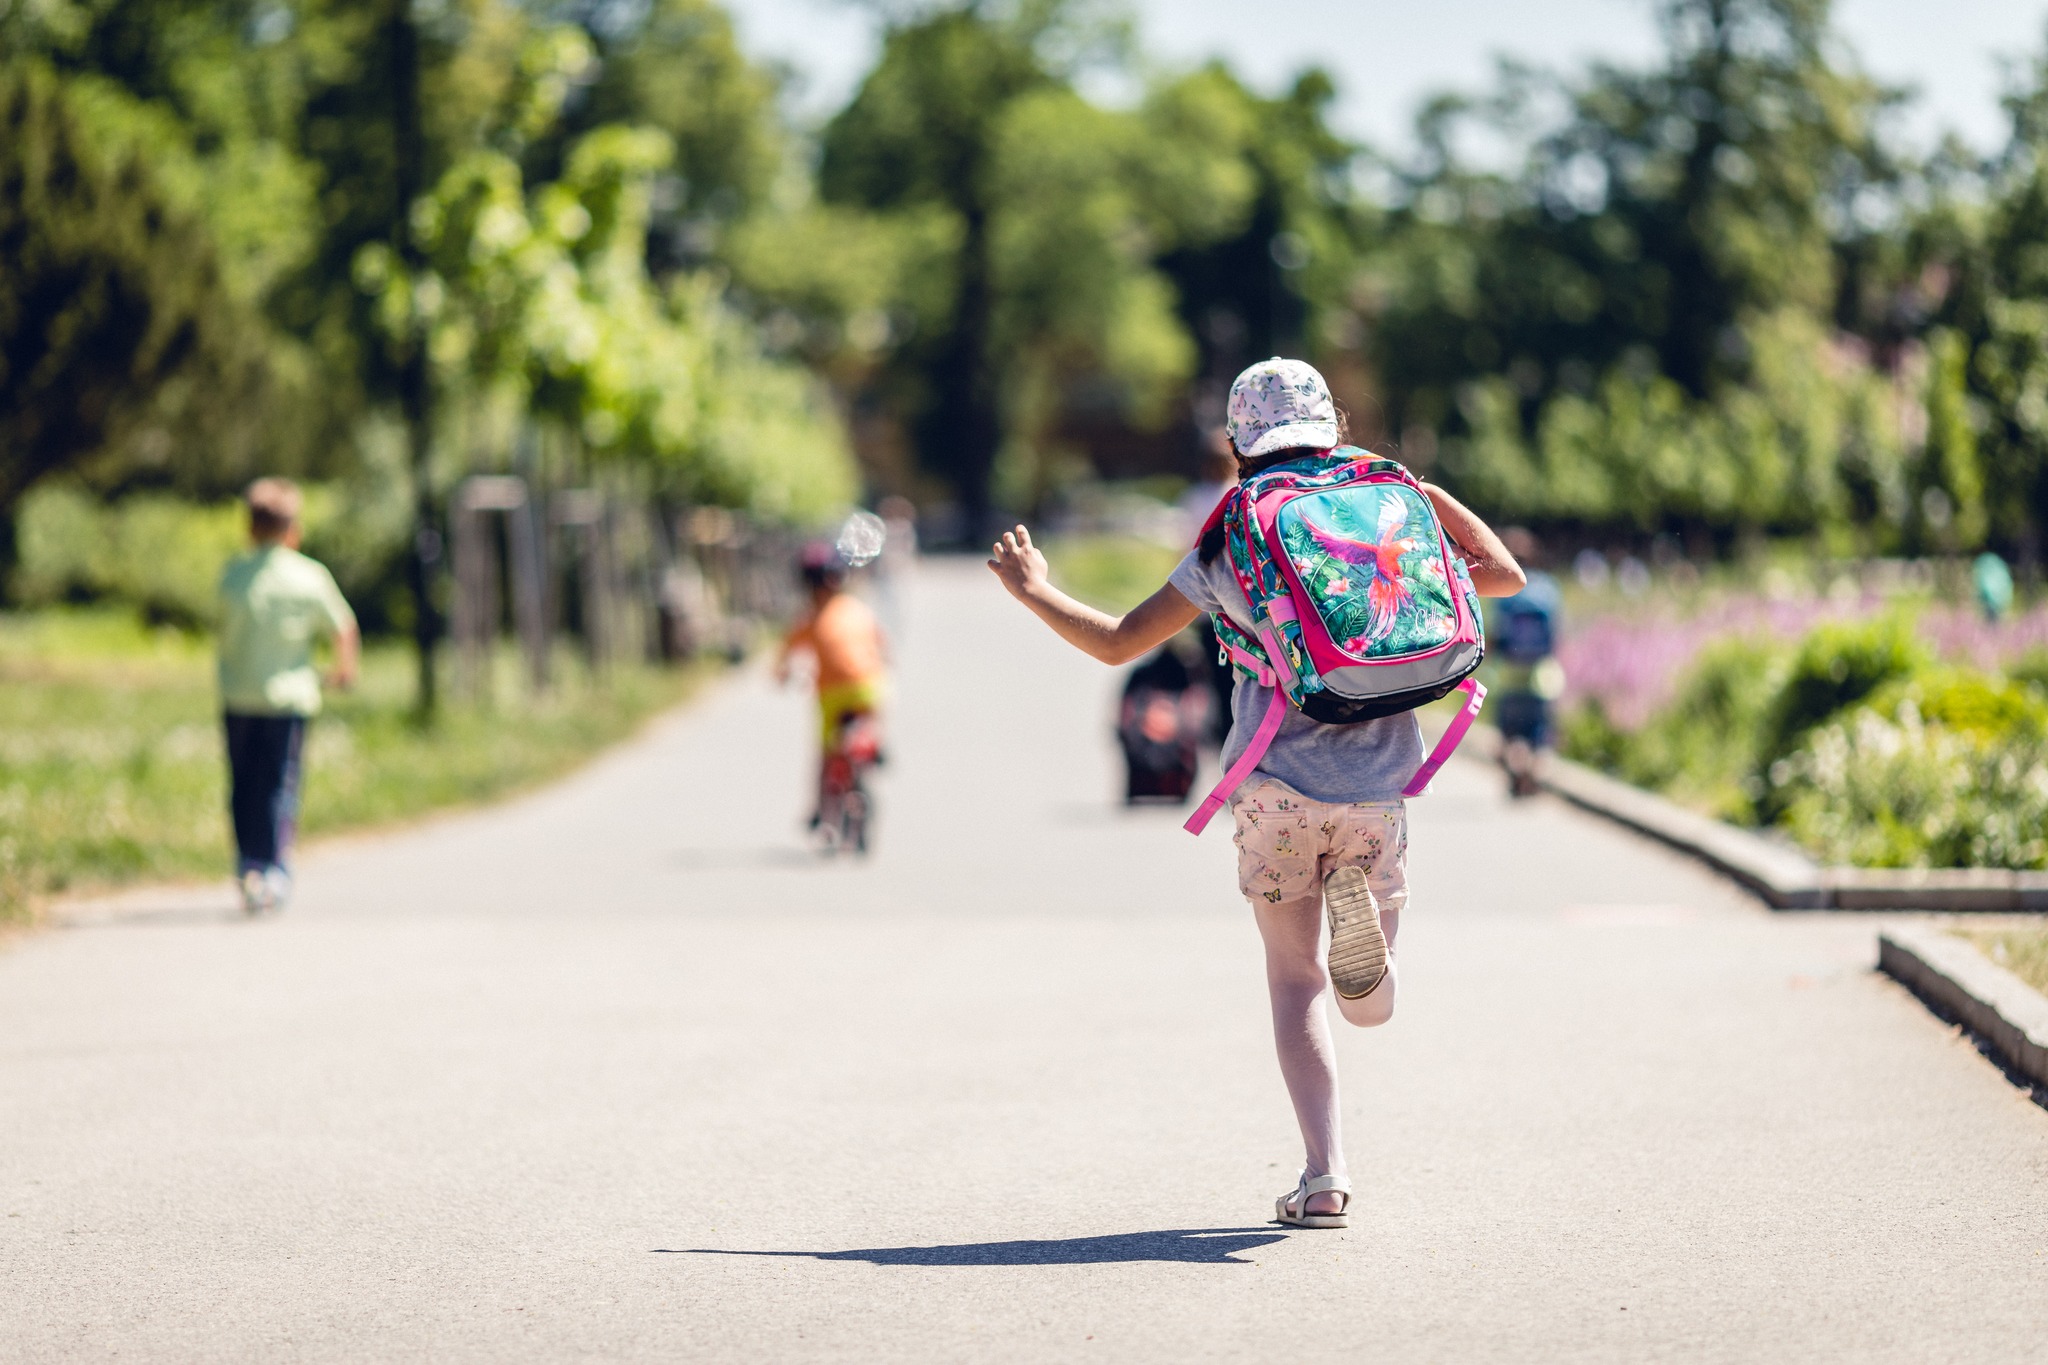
[[1535, 754, 1831, 908], [1452, 725, 2048, 912], [1878, 925, 2048, 1092]]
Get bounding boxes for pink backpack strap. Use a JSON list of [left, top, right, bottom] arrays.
[[1216, 636, 1269, 678], [1401, 678, 1487, 797], [1184, 624, 1284, 836], [1184, 684, 1287, 835], [1186, 674, 1487, 834]]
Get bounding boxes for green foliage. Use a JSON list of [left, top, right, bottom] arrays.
[[9, 484, 244, 626], [1443, 308, 1912, 538], [1760, 615, 1929, 778], [2013, 650, 2048, 694], [1914, 328, 1986, 550], [1357, 0, 2048, 555], [1042, 534, 1183, 613], [1865, 667, 2048, 739], [362, 117, 856, 520], [572, 0, 784, 231], [1563, 635, 1791, 820], [0, 59, 292, 511], [8, 471, 416, 633], [811, 8, 1358, 526], [1972, 296, 2048, 553], [1378, 0, 1894, 411], [17, 0, 2048, 564], [1564, 614, 2048, 867], [2, 0, 857, 553], [1773, 701, 2048, 869]]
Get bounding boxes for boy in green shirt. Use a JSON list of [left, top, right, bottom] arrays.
[[217, 479, 358, 915]]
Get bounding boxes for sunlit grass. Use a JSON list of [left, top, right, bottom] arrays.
[[1040, 534, 1185, 614], [1960, 924, 2048, 998], [0, 609, 713, 919]]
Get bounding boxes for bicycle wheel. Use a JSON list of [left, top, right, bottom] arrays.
[[839, 787, 870, 855]]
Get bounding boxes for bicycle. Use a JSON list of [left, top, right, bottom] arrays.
[[814, 709, 881, 855]]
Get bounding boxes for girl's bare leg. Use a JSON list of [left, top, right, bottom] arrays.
[[1252, 893, 1348, 1216]]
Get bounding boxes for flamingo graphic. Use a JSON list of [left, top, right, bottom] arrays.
[[1302, 497, 1417, 646]]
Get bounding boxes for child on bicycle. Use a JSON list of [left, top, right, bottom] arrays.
[[987, 358, 1525, 1229], [776, 543, 888, 830]]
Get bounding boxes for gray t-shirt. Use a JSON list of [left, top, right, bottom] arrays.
[[1170, 548, 1423, 804]]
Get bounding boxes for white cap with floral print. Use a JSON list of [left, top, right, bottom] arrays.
[[1226, 356, 1341, 459]]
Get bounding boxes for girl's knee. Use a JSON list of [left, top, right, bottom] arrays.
[[1266, 959, 1328, 1006]]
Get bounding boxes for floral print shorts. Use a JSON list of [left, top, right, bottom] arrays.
[[1230, 779, 1409, 911]]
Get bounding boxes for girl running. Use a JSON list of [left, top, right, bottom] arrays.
[[987, 358, 1525, 1228]]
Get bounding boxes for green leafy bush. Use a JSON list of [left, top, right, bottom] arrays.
[[1758, 616, 1929, 786], [10, 475, 415, 632], [1565, 611, 2048, 867], [1772, 698, 2048, 869], [11, 485, 244, 627], [1562, 635, 1790, 821]]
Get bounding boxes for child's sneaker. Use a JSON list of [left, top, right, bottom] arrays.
[[1323, 865, 1388, 999], [238, 869, 267, 917], [263, 867, 293, 914]]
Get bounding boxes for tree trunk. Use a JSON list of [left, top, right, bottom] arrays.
[[391, 3, 440, 718], [921, 206, 1004, 542]]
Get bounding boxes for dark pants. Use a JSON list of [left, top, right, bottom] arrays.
[[1495, 691, 1554, 748], [223, 713, 306, 874]]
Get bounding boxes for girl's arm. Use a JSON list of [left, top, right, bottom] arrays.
[[987, 525, 1201, 665], [1419, 482, 1527, 597]]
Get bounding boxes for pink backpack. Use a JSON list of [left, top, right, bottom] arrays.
[[1184, 448, 1487, 834]]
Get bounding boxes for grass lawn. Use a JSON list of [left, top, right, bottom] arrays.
[[1039, 534, 1185, 613], [0, 609, 713, 920], [1959, 924, 2048, 998]]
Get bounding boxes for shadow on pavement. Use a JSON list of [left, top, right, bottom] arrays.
[[670, 846, 826, 871], [658, 1227, 1289, 1266]]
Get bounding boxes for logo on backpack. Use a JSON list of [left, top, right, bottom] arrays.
[[1185, 448, 1488, 834]]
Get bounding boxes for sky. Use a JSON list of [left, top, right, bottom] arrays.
[[726, 0, 2048, 157]]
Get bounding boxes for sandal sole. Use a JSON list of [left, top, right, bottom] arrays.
[[1273, 1212, 1349, 1229], [1324, 865, 1387, 1000]]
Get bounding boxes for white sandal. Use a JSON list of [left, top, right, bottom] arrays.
[[1274, 1172, 1352, 1229]]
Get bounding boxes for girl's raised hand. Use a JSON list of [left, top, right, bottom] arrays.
[[986, 524, 1049, 600]]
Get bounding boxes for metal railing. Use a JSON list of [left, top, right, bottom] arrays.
[[448, 475, 806, 698]]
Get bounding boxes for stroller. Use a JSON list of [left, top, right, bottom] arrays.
[[1117, 643, 1212, 804]]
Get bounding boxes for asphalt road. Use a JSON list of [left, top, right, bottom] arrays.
[[5, 561, 2046, 1363]]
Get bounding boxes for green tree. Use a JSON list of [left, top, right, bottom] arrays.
[[819, 6, 1054, 531], [564, 0, 785, 260], [1372, 0, 1907, 544], [810, 7, 1341, 524], [1915, 327, 1986, 550], [0, 59, 281, 519], [1152, 66, 1376, 429], [1968, 36, 2048, 564]]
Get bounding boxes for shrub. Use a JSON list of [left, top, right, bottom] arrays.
[[2012, 650, 2048, 697], [11, 484, 244, 626], [1561, 608, 2048, 866], [1774, 702, 2048, 869], [1863, 667, 2048, 740], [1562, 634, 1789, 820], [1757, 615, 1928, 793]]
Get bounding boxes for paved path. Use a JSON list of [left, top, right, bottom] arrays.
[[5, 562, 2047, 1363]]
